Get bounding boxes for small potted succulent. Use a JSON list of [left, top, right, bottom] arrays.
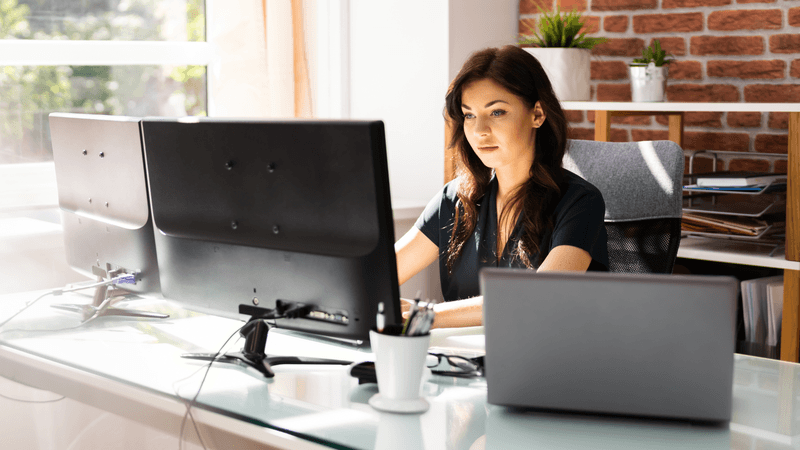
[[518, 7, 606, 101], [629, 40, 674, 102]]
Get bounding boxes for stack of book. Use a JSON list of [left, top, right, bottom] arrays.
[[682, 171, 787, 241], [740, 276, 783, 358]]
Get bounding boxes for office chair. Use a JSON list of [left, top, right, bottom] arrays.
[[563, 139, 684, 274]]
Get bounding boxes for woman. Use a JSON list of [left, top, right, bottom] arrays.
[[395, 45, 609, 328]]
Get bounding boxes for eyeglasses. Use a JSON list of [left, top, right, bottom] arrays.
[[427, 353, 483, 378]]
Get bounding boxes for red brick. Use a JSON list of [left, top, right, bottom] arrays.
[[592, 38, 646, 56], [596, 83, 632, 101], [727, 112, 762, 128], [708, 10, 782, 31], [633, 13, 703, 33], [651, 37, 685, 57], [663, 0, 729, 6], [632, 129, 669, 141], [686, 156, 724, 174], [520, 0, 552, 14], [656, 112, 722, 127], [792, 60, 800, 78], [707, 60, 785, 79], [754, 134, 788, 153], [744, 84, 800, 102], [737, 0, 775, 3], [591, 0, 657, 11], [568, 127, 595, 140], [519, 18, 538, 35], [728, 159, 771, 171], [769, 112, 788, 129], [668, 61, 702, 80], [565, 110, 584, 122], [584, 16, 601, 33], [613, 115, 652, 125], [776, 160, 787, 172], [770, 35, 800, 54], [790, 8, 800, 27], [558, 0, 587, 11], [666, 84, 739, 102], [608, 128, 630, 142], [604, 15, 628, 32], [690, 36, 764, 56], [684, 132, 750, 151], [591, 61, 629, 80]]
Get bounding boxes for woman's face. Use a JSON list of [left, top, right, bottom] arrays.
[[461, 78, 544, 173]]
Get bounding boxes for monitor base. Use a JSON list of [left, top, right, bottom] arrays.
[[182, 317, 352, 378], [51, 278, 168, 322]]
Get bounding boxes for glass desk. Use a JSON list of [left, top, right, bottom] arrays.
[[0, 289, 799, 450]]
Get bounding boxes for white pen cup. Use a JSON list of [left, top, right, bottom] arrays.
[[368, 330, 431, 414]]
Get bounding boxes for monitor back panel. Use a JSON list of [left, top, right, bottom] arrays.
[[480, 269, 737, 422], [140, 118, 400, 341], [49, 113, 160, 296]]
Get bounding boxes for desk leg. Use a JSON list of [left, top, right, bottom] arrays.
[[667, 113, 684, 148], [594, 110, 611, 142], [780, 112, 800, 362]]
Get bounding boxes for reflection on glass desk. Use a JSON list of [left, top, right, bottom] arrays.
[[0, 289, 799, 450]]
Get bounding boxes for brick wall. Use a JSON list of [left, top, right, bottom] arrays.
[[519, 0, 798, 173]]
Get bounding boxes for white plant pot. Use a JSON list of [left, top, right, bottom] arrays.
[[629, 63, 668, 102], [522, 47, 591, 101]]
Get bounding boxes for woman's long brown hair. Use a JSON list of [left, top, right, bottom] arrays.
[[444, 45, 569, 271]]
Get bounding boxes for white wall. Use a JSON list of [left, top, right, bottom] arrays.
[[349, 1, 450, 208], [448, 0, 519, 80]]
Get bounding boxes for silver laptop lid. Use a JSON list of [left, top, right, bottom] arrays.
[[480, 269, 737, 422]]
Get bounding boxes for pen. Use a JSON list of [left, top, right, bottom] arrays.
[[402, 291, 423, 335], [376, 302, 385, 333]]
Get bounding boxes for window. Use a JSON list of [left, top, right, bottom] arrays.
[[0, 0, 213, 211]]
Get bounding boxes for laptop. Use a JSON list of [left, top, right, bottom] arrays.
[[480, 269, 737, 422]]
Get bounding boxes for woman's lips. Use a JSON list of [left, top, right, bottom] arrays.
[[477, 146, 498, 151]]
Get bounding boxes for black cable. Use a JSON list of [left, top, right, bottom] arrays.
[[178, 324, 244, 450]]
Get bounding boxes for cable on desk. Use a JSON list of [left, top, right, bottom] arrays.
[[0, 274, 139, 335], [0, 391, 66, 404], [178, 324, 244, 450]]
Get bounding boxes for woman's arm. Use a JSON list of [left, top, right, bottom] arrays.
[[428, 245, 592, 328], [395, 227, 439, 285]]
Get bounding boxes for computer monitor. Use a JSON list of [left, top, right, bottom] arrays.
[[140, 117, 401, 376], [49, 113, 166, 320]]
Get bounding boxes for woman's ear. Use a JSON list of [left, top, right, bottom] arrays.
[[531, 101, 546, 129]]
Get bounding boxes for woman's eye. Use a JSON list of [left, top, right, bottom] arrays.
[[463, 113, 475, 119], [491, 110, 506, 117]]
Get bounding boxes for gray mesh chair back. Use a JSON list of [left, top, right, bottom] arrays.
[[563, 140, 684, 274]]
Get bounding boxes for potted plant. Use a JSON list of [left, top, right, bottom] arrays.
[[518, 7, 606, 101], [629, 40, 673, 102]]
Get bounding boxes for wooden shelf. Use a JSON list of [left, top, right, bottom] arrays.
[[560, 102, 800, 363], [678, 237, 799, 271]]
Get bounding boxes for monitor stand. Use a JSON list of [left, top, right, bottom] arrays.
[[51, 271, 169, 322], [181, 316, 353, 378]]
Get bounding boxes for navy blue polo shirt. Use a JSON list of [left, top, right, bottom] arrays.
[[415, 170, 609, 301]]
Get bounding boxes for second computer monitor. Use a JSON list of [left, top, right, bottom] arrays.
[[49, 113, 161, 297], [140, 117, 401, 342]]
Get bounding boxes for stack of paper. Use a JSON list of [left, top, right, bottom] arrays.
[[682, 212, 781, 237], [694, 171, 787, 188], [741, 276, 784, 348]]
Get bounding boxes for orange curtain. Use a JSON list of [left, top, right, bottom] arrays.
[[260, 0, 312, 118], [291, 0, 312, 117]]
